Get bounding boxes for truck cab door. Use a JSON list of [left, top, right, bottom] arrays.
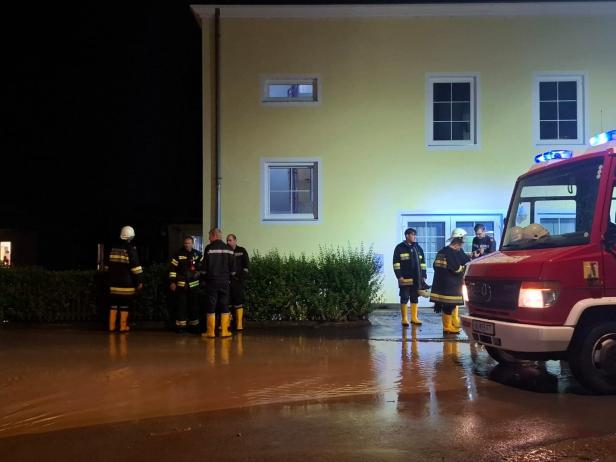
[[603, 174, 616, 296]]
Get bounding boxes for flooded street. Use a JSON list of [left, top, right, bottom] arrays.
[[2, 310, 616, 461]]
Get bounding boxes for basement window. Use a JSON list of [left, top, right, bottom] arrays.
[[262, 77, 319, 104]]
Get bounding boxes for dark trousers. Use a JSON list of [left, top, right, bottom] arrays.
[[176, 288, 199, 322], [399, 286, 419, 304], [205, 280, 230, 314]]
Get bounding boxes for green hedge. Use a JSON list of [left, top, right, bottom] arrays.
[[0, 246, 382, 323]]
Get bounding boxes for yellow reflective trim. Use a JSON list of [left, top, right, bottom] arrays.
[[189, 281, 200, 288], [177, 281, 186, 287], [430, 292, 463, 303], [171, 259, 179, 266], [131, 266, 143, 274], [393, 263, 401, 269], [178, 256, 187, 260], [109, 256, 129, 263], [169, 272, 177, 277], [110, 287, 136, 295], [420, 264, 427, 269], [455, 265, 465, 273]]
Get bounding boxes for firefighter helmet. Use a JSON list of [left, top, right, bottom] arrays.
[[447, 227, 467, 242], [507, 226, 524, 243], [523, 223, 549, 240], [120, 226, 135, 241]]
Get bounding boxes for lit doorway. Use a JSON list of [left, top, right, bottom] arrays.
[[399, 214, 503, 284]]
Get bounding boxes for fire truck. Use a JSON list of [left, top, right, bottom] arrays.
[[461, 129, 616, 394]]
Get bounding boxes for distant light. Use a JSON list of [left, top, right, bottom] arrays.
[[534, 149, 573, 164], [589, 129, 616, 147]]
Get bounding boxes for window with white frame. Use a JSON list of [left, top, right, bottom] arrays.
[[427, 74, 478, 147], [262, 77, 319, 104], [534, 74, 585, 145], [262, 159, 320, 222]]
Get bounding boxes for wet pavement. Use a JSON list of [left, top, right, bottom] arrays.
[[1, 308, 616, 461]]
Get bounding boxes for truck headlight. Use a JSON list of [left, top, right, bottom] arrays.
[[462, 284, 469, 303], [518, 281, 560, 308]]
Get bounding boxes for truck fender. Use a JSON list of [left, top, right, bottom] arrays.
[[565, 297, 616, 326]]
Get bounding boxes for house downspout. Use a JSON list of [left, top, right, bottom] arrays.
[[214, 8, 222, 228]]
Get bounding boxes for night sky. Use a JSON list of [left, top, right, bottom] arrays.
[[3, 0, 605, 269]]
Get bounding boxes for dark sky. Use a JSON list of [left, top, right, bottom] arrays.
[[4, 4, 203, 268]]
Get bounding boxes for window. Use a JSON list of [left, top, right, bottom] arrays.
[[534, 74, 586, 145], [262, 159, 321, 222], [427, 74, 479, 147], [262, 77, 319, 104], [1, 241, 11, 267], [400, 214, 502, 284]]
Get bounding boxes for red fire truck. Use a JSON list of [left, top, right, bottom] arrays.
[[461, 129, 616, 394]]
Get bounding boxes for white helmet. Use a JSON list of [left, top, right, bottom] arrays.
[[507, 226, 525, 243], [447, 227, 467, 242], [523, 223, 549, 240], [120, 226, 135, 241]]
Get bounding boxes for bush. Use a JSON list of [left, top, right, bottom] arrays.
[[0, 245, 382, 323], [246, 245, 382, 322]]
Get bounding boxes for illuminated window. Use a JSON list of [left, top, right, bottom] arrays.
[[262, 77, 319, 104], [1, 241, 11, 267], [262, 159, 321, 222], [426, 74, 479, 147]]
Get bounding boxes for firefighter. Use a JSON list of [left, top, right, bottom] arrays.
[[430, 228, 470, 334], [226, 233, 249, 331], [393, 227, 428, 326], [202, 228, 235, 338], [471, 224, 496, 259], [169, 235, 203, 333], [105, 226, 143, 332]]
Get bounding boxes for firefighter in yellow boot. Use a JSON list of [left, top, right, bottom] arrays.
[[226, 233, 249, 331], [105, 226, 143, 332], [393, 227, 428, 326], [169, 236, 203, 333], [430, 228, 470, 335], [201, 228, 235, 338]]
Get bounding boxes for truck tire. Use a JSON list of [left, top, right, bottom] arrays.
[[568, 322, 616, 394], [485, 346, 522, 364]]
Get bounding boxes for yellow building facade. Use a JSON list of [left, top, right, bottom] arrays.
[[192, 3, 616, 302]]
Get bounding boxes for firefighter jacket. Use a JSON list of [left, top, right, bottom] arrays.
[[202, 239, 235, 283], [471, 235, 496, 259], [429, 245, 470, 305], [231, 245, 250, 282], [392, 241, 427, 288], [105, 240, 143, 297], [169, 248, 203, 289]]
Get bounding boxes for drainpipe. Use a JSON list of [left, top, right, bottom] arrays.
[[214, 8, 222, 228]]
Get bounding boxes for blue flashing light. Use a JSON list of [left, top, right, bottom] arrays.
[[589, 129, 616, 147], [534, 149, 573, 164]]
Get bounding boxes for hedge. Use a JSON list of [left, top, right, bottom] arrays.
[[0, 245, 382, 323]]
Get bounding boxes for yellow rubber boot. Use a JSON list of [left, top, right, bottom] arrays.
[[451, 306, 461, 328], [410, 303, 422, 325], [235, 307, 244, 331], [400, 303, 410, 326], [119, 311, 130, 332], [442, 313, 461, 334], [220, 313, 232, 338], [108, 309, 118, 332], [203, 313, 216, 338]]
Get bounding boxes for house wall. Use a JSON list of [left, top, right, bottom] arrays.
[[207, 14, 616, 302]]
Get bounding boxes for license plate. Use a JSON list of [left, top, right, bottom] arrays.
[[472, 320, 495, 336]]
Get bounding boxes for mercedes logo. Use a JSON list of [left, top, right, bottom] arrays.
[[480, 282, 492, 302]]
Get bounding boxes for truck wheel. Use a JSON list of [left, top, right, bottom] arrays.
[[568, 322, 616, 394], [485, 346, 522, 364]]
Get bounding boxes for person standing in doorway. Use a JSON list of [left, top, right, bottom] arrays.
[[471, 224, 496, 259], [105, 226, 143, 332], [226, 233, 249, 331], [430, 228, 470, 335], [392, 227, 428, 326]]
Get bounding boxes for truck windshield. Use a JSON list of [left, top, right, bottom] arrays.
[[502, 157, 604, 250]]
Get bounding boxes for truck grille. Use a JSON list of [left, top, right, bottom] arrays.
[[466, 279, 520, 310]]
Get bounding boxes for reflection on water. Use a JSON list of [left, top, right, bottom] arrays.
[[0, 326, 583, 439]]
